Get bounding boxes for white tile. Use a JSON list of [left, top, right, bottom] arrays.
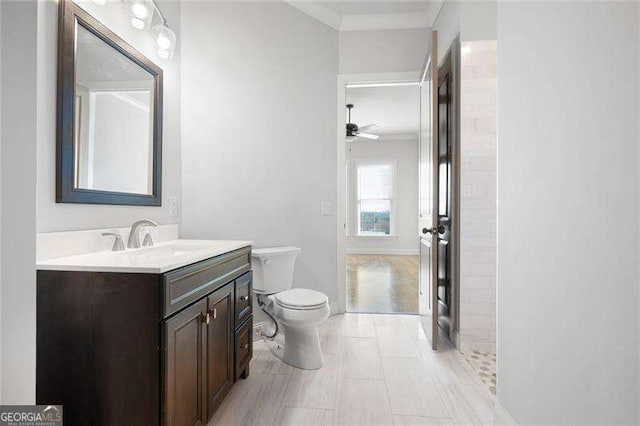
[[342, 337, 384, 379], [274, 407, 335, 426], [335, 378, 393, 425], [375, 321, 419, 358], [392, 415, 454, 425], [281, 353, 340, 409], [382, 357, 448, 418], [325, 313, 376, 338], [439, 384, 497, 425], [417, 341, 481, 385], [208, 372, 289, 425], [251, 340, 297, 375]]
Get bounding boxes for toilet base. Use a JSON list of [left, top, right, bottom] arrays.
[[266, 325, 323, 370]]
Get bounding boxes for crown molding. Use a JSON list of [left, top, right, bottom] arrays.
[[283, 0, 341, 30], [284, 0, 446, 32], [340, 12, 430, 31]]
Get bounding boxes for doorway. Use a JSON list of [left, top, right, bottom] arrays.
[[336, 74, 422, 315]]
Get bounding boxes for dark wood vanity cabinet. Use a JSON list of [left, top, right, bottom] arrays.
[[37, 247, 253, 426]]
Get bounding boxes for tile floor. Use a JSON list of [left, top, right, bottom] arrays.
[[347, 255, 419, 314], [461, 350, 497, 395], [209, 313, 515, 425]]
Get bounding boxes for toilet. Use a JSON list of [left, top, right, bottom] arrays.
[[252, 246, 330, 370]]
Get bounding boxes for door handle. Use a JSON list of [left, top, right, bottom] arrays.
[[422, 226, 447, 235]]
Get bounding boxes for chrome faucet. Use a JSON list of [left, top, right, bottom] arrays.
[[102, 232, 126, 251], [127, 219, 159, 249]]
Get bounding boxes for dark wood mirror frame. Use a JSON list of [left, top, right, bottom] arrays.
[[56, 0, 163, 206]]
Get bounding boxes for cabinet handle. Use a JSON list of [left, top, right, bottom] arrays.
[[240, 296, 249, 301], [213, 308, 217, 319], [204, 312, 211, 325]]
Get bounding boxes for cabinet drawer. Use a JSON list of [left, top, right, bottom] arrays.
[[234, 272, 252, 329], [163, 247, 251, 317], [234, 316, 253, 381]]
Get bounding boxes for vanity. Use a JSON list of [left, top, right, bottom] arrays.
[[38, 2, 254, 423], [36, 240, 253, 425]]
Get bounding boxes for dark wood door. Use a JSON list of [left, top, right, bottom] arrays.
[[206, 282, 234, 419], [436, 52, 453, 338], [164, 300, 207, 426]]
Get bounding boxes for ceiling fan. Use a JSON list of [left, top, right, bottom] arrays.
[[345, 104, 379, 142]]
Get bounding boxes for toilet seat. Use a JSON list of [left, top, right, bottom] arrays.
[[275, 288, 328, 311]]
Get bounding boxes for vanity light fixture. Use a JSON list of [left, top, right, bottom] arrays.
[[125, 0, 177, 59], [127, 0, 153, 29], [152, 21, 176, 59]]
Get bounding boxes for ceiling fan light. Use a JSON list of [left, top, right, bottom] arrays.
[[357, 133, 380, 140]]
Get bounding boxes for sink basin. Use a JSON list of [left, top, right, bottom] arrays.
[[118, 241, 219, 258], [36, 239, 253, 273]]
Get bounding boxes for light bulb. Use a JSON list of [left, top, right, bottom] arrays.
[[131, 17, 145, 29], [157, 34, 171, 50], [152, 24, 176, 59], [131, 2, 148, 19]]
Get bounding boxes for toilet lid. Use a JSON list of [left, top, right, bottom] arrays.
[[275, 288, 328, 310]]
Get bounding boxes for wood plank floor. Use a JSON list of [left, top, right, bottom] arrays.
[[209, 313, 516, 425], [347, 255, 419, 314]]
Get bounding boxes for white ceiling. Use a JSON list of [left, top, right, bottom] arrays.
[[346, 85, 420, 140], [284, 0, 443, 31], [316, 1, 432, 17]]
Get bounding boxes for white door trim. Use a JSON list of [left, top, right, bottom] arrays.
[[335, 71, 422, 314]]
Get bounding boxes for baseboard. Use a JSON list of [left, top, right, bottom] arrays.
[[346, 248, 419, 255]]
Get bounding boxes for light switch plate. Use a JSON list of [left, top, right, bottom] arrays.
[[168, 197, 178, 217], [320, 202, 333, 216]]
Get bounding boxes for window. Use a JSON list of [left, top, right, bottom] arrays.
[[357, 161, 394, 236]]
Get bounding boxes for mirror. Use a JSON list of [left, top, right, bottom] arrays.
[[57, 0, 162, 205]]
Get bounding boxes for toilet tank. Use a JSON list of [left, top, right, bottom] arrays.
[[251, 246, 301, 294]]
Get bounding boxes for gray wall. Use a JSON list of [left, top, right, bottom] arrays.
[[497, 2, 639, 423], [0, 0, 38, 403], [339, 28, 429, 74], [36, 0, 182, 233], [180, 2, 339, 304]]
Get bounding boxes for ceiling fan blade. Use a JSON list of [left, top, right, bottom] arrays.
[[358, 124, 378, 133], [357, 133, 380, 140]]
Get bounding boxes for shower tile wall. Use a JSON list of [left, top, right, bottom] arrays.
[[459, 40, 497, 353]]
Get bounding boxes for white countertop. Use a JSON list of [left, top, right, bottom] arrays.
[[36, 239, 253, 274]]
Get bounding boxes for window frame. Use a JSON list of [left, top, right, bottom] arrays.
[[355, 159, 397, 237]]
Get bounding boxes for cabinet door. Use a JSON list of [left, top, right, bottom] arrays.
[[206, 282, 234, 419], [164, 299, 207, 426]]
